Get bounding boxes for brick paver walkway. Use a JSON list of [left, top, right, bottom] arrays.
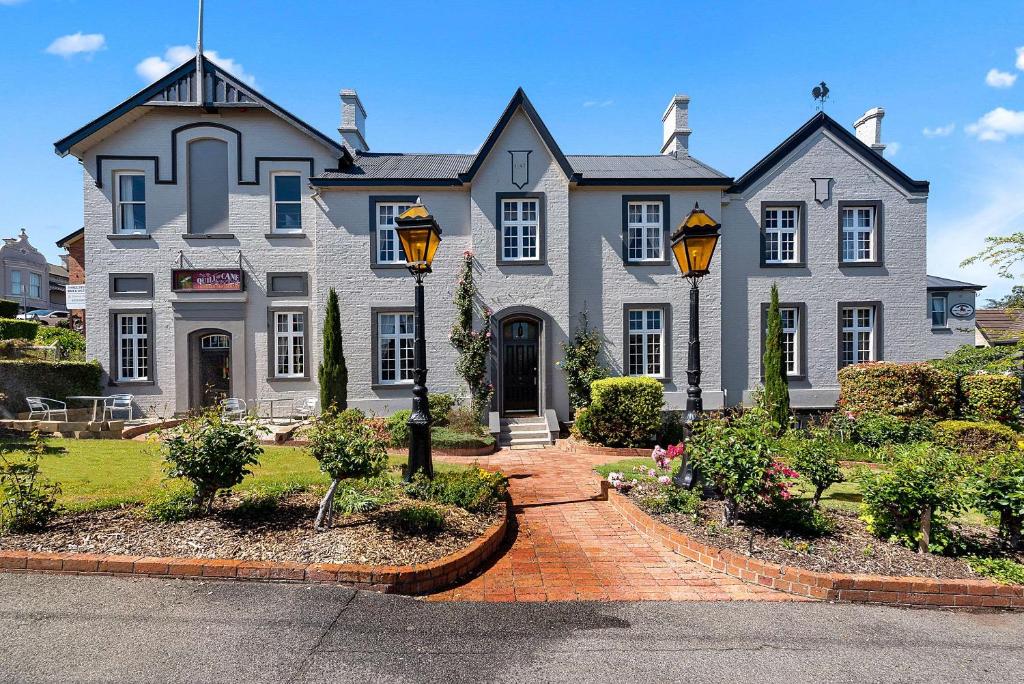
[[429, 449, 797, 603]]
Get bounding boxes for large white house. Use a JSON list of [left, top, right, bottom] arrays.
[[54, 55, 981, 442]]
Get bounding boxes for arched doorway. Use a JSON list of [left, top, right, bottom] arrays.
[[501, 317, 540, 415], [189, 330, 232, 409]]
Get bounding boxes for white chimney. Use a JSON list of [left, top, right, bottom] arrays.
[[339, 89, 368, 153], [853, 107, 886, 155], [661, 94, 691, 156]]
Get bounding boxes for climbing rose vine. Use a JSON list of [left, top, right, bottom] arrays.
[[450, 251, 494, 419]]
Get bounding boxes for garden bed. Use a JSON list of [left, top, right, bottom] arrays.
[[0, 489, 503, 567]]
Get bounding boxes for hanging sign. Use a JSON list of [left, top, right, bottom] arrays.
[[65, 284, 86, 309], [172, 269, 245, 292], [950, 303, 975, 318]]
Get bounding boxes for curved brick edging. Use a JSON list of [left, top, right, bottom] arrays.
[[604, 482, 1024, 609], [0, 501, 510, 595], [556, 438, 649, 458]]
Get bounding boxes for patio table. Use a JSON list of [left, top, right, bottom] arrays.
[[253, 398, 292, 426], [66, 395, 108, 422]]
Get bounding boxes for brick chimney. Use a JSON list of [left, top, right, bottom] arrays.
[[661, 94, 691, 156], [339, 89, 368, 153], [853, 107, 886, 155]]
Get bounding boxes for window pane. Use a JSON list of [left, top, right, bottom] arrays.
[[122, 204, 146, 233], [276, 203, 301, 231], [120, 174, 145, 202], [274, 175, 301, 202]]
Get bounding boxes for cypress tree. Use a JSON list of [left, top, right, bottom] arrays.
[[318, 288, 348, 411], [762, 283, 790, 432]]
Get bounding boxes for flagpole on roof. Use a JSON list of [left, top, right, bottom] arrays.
[[195, 0, 204, 105]]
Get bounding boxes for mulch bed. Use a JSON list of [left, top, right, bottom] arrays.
[[0, 491, 501, 567], [626, 487, 1023, 580]]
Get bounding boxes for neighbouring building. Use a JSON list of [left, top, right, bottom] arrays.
[[56, 227, 85, 331], [975, 308, 1024, 347], [53, 53, 982, 433], [0, 228, 66, 314]]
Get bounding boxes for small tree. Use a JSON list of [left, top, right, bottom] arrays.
[[307, 410, 388, 529], [558, 311, 609, 411], [450, 251, 493, 420], [319, 288, 348, 411], [0, 432, 61, 532], [792, 430, 845, 507], [973, 449, 1024, 550], [760, 283, 790, 433], [161, 412, 265, 514]]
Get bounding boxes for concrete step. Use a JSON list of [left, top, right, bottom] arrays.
[[498, 436, 553, 447], [510, 443, 549, 450], [499, 429, 550, 440]]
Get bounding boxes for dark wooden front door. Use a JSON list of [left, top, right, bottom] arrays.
[[502, 320, 539, 414], [194, 333, 231, 408]]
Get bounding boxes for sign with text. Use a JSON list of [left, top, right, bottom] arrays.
[[65, 284, 86, 309], [172, 269, 245, 292]]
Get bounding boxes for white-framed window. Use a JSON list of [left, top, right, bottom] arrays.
[[378, 312, 415, 384], [627, 308, 664, 377], [201, 334, 230, 350], [272, 173, 302, 232], [780, 306, 799, 376], [841, 306, 875, 367], [930, 294, 947, 328], [274, 311, 305, 378], [28, 273, 41, 299], [376, 202, 413, 264], [116, 313, 149, 382], [841, 206, 875, 262], [9, 270, 21, 296], [501, 198, 540, 261], [626, 201, 663, 261], [115, 172, 147, 234], [764, 207, 798, 263]]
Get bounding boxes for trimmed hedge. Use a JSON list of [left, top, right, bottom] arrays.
[[961, 374, 1020, 424], [571, 376, 664, 447], [0, 360, 102, 414], [431, 427, 495, 449], [34, 327, 85, 361], [838, 362, 956, 419], [932, 420, 1019, 454], [0, 300, 18, 318], [0, 318, 40, 341]]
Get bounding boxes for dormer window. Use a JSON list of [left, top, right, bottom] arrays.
[[272, 173, 302, 232]]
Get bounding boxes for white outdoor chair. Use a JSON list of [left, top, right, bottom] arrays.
[[103, 394, 134, 421], [26, 397, 69, 421], [293, 397, 317, 421], [220, 397, 247, 422]]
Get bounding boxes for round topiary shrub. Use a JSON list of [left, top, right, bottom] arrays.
[[570, 376, 664, 447], [838, 362, 956, 419], [960, 374, 1020, 425], [386, 409, 412, 448], [932, 419, 1019, 454]]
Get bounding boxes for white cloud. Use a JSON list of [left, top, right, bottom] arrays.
[[885, 141, 901, 157], [1017, 46, 1024, 71], [923, 123, 955, 138], [135, 45, 257, 87], [986, 68, 1017, 88], [583, 99, 614, 108], [45, 32, 105, 58], [966, 107, 1024, 142]]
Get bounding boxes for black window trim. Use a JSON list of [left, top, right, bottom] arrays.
[[266, 272, 309, 298], [759, 301, 808, 381], [370, 305, 416, 389], [266, 306, 311, 382], [837, 300, 884, 370], [621, 302, 672, 383], [369, 195, 419, 269], [621, 194, 671, 265], [108, 307, 156, 386], [108, 273, 154, 299], [759, 201, 807, 268], [837, 200, 884, 268], [496, 192, 547, 266], [930, 291, 949, 330]]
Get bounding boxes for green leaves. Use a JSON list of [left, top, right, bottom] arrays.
[[961, 374, 1021, 425], [560, 311, 609, 411], [319, 287, 349, 412], [760, 283, 790, 433], [0, 438, 61, 532], [306, 409, 387, 482], [449, 253, 493, 419], [571, 377, 663, 447]]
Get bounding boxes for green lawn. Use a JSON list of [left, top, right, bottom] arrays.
[[0, 437, 466, 512]]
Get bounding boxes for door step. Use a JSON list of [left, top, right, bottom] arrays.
[[499, 417, 552, 448]]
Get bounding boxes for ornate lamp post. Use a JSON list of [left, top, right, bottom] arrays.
[[394, 203, 443, 481], [669, 202, 721, 487]]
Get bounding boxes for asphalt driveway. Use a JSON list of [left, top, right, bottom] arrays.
[[0, 573, 1021, 683]]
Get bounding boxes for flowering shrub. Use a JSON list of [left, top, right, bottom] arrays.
[[838, 362, 956, 420], [961, 373, 1020, 425], [450, 251, 494, 420], [558, 311, 609, 411]]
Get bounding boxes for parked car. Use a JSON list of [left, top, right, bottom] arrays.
[[16, 309, 50, 320], [36, 310, 70, 326]]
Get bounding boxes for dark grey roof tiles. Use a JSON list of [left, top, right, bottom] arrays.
[[566, 154, 728, 179], [316, 153, 474, 180], [926, 275, 985, 291]]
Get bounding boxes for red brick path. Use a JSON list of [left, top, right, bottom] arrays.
[[429, 449, 799, 603]]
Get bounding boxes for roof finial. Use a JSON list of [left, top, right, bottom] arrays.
[[812, 81, 829, 112], [195, 0, 204, 105]]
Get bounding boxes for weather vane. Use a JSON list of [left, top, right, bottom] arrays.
[[812, 81, 829, 111]]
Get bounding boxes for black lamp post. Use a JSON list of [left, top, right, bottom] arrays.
[[394, 203, 443, 481], [669, 202, 721, 487]]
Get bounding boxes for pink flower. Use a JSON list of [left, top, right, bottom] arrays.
[[658, 475, 671, 485], [667, 443, 686, 460], [647, 468, 657, 478]]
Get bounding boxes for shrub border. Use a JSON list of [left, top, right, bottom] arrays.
[[604, 482, 1023, 609], [0, 500, 509, 595], [557, 437, 649, 458]]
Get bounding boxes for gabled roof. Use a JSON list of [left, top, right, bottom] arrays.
[[927, 275, 985, 291], [311, 88, 731, 188], [56, 227, 84, 249], [729, 111, 929, 195], [54, 56, 343, 157], [976, 309, 1024, 345]]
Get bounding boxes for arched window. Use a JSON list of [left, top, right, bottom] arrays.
[[201, 334, 230, 350], [188, 138, 229, 234]]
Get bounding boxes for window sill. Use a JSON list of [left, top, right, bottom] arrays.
[[497, 260, 545, 266], [108, 379, 155, 387], [839, 261, 883, 268], [628, 375, 672, 384], [371, 263, 410, 270], [266, 376, 311, 383], [624, 259, 670, 266], [265, 232, 307, 239], [372, 382, 414, 390], [931, 326, 951, 332], [107, 234, 153, 241], [182, 233, 236, 240], [760, 262, 807, 269]]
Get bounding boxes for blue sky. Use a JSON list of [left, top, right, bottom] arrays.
[[2, 0, 1023, 301]]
